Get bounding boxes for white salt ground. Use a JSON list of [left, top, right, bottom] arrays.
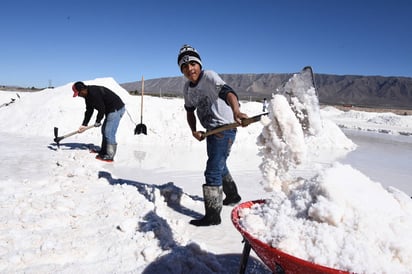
[[0, 74, 411, 273]]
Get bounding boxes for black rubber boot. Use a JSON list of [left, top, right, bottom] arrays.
[[222, 173, 241, 206], [190, 185, 222, 226], [100, 139, 107, 155], [94, 139, 107, 156], [96, 144, 117, 162]]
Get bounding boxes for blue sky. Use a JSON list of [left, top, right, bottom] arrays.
[[1, 0, 411, 88]]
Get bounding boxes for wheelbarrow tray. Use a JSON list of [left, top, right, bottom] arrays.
[[231, 200, 350, 274]]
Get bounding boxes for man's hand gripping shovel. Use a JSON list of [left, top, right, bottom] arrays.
[[200, 112, 269, 140]]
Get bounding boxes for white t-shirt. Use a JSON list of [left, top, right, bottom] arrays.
[[183, 70, 235, 130]]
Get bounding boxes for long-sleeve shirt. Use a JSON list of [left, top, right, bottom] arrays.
[[82, 85, 125, 126]]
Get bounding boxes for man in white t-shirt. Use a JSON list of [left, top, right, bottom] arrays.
[[178, 44, 248, 226]]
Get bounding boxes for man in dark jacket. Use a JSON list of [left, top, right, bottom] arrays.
[[72, 81, 125, 162]]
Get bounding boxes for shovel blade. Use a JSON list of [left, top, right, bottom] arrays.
[[53, 127, 61, 147], [53, 136, 63, 148], [135, 123, 147, 135]]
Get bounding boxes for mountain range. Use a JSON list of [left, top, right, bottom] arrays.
[[121, 70, 412, 109]]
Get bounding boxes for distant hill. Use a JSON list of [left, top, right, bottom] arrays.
[[0, 85, 44, 92], [121, 71, 412, 109]]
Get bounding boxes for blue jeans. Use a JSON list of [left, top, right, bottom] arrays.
[[204, 129, 236, 186], [102, 106, 125, 144]]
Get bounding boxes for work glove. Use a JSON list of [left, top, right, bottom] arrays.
[[94, 122, 102, 127]]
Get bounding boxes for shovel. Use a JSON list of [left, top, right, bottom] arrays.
[[202, 112, 268, 138], [53, 125, 94, 147], [135, 76, 147, 135]]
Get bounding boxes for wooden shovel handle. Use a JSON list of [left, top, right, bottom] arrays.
[[140, 76, 144, 120], [203, 112, 268, 137], [54, 124, 95, 143]]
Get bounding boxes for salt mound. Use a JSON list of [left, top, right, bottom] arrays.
[[240, 163, 412, 273], [241, 69, 412, 273]]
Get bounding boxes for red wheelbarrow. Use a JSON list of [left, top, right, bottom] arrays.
[[231, 200, 351, 274]]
